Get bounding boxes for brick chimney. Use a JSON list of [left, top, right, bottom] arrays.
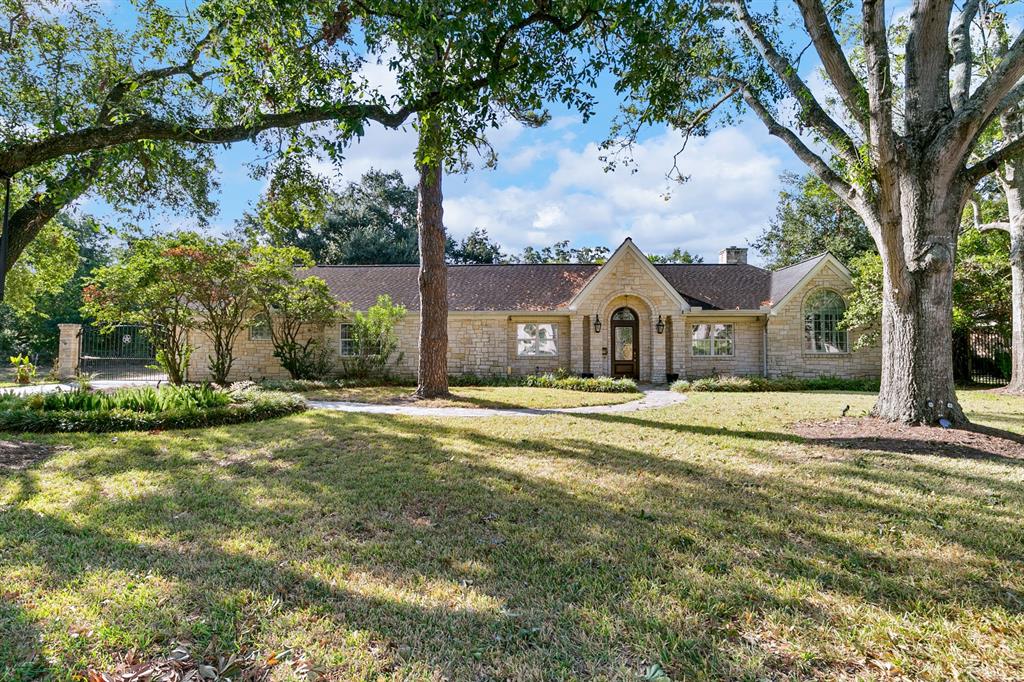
[[719, 246, 747, 265]]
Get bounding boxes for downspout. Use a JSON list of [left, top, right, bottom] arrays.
[[762, 315, 769, 378]]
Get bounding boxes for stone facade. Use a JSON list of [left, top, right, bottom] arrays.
[[139, 241, 881, 384], [681, 315, 764, 379], [765, 261, 880, 379]]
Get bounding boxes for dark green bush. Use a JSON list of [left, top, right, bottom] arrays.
[[0, 385, 306, 433], [261, 373, 640, 394], [670, 375, 880, 393]]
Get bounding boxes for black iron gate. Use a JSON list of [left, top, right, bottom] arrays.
[[953, 329, 1012, 387], [79, 324, 165, 380]]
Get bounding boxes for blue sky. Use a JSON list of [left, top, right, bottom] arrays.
[[85, 2, 815, 266]]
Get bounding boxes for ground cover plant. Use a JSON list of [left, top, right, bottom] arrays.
[[0, 384, 305, 433], [302, 385, 640, 410], [261, 373, 640, 395], [672, 375, 881, 393], [1, 390, 1022, 680]]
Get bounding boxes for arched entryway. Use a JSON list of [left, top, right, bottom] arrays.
[[611, 307, 639, 379]]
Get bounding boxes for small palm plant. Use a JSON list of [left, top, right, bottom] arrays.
[[9, 355, 36, 385]]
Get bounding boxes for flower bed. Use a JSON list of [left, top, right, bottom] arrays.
[[0, 384, 306, 433]]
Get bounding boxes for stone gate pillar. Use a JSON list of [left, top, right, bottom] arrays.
[[57, 323, 81, 379]]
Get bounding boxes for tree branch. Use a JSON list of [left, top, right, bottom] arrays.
[[794, 0, 869, 132], [903, 0, 956, 134], [96, 18, 228, 124], [0, 103, 415, 176], [720, 0, 861, 168], [950, 0, 980, 112], [965, 132, 1024, 182], [940, 14, 1024, 167], [3, 158, 102, 274], [735, 81, 880, 232]]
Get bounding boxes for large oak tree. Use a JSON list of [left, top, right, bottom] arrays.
[[0, 0, 557, 302], [613, 0, 1024, 424]]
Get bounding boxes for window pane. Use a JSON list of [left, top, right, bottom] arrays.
[[804, 290, 848, 353], [250, 315, 271, 341], [614, 326, 634, 360], [517, 323, 558, 356], [612, 308, 636, 321], [340, 323, 356, 356]]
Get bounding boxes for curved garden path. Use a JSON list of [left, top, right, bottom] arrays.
[[308, 387, 685, 418]]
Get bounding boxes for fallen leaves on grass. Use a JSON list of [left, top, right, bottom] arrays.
[[793, 417, 1024, 461], [86, 644, 322, 682]]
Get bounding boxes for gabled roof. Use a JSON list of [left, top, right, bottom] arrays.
[[302, 247, 850, 314], [767, 253, 850, 312], [567, 238, 689, 311]]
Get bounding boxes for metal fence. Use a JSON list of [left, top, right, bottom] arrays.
[[79, 324, 166, 381], [953, 329, 1011, 387]]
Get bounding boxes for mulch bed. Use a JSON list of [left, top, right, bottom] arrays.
[[792, 417, 1024, 461], [0, 440, 59, 470]]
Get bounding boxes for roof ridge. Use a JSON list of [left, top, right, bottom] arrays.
[[770, 252, 828, 272], [310, 262, 603, 268]]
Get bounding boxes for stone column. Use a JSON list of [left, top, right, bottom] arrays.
[[57, 323, 82, 379], [569, 315, 585, 375], [651, 313, 667, 383]]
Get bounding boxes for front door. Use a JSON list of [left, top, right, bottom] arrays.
[[611, 307, 639, 379]]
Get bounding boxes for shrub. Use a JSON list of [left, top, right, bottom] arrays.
[[260, 373, 640, 394], [521, 373, 639, 393], [0, 385, 306, 433], [9, 355, 36, 385], [670, 375, 880, 393], [338, 295, 407, 379]]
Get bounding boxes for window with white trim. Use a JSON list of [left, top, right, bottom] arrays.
[[691, 323, 734, 356], [340, 323, 357, 357], [804, 290, 848, 353], [249, 314, 272, 341], [516, 323, 558, 356]]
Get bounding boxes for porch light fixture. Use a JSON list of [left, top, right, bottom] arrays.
[[593, 314, 602, 333], [656, 315, 665, 334]]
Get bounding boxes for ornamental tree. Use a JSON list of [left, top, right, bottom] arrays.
[[82, 236, 198, 384], [612, 0, 1024, 424], [249, 246, 346, 380], [174, 235, 257, 385]]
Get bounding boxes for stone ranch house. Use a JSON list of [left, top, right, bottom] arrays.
[[176, 238, 880, 384]]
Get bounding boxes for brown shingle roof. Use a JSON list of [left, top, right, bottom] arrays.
[[654, 264, 771, 310], [304, 253, 834, 312], [306, 264, 600, 311]]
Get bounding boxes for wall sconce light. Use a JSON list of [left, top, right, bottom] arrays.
[[656, 315, 665, 334], [593, 314, 602, 333]]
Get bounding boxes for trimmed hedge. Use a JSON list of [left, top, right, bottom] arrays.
[[0, 385, 306, 433], [261, 373, 640, 394], [670, 375, 880, 393]]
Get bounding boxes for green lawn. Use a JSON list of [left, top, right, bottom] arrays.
[[302, 385, 640, 409], [1, 390, 1022, 680]]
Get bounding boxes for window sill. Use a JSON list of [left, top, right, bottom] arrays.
[[802, 351, 850, 357]]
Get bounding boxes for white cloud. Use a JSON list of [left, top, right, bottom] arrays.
[[441, 125, 784, 262]]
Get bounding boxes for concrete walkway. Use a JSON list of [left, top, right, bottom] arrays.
[[308, 387, 686, 418]]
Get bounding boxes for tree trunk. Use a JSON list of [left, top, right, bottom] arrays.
[[1004, 180, 1024, 393], [998, 118, 1024, 394], [872, 177, 967, 425], [414, 118, 449, 399]]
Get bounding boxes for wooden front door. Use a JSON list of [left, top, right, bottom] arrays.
[[611, 307, 639, 379]]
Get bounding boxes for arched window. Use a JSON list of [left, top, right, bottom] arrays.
[[612, 307, 636, 321], [804, 290, 848, 353]]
